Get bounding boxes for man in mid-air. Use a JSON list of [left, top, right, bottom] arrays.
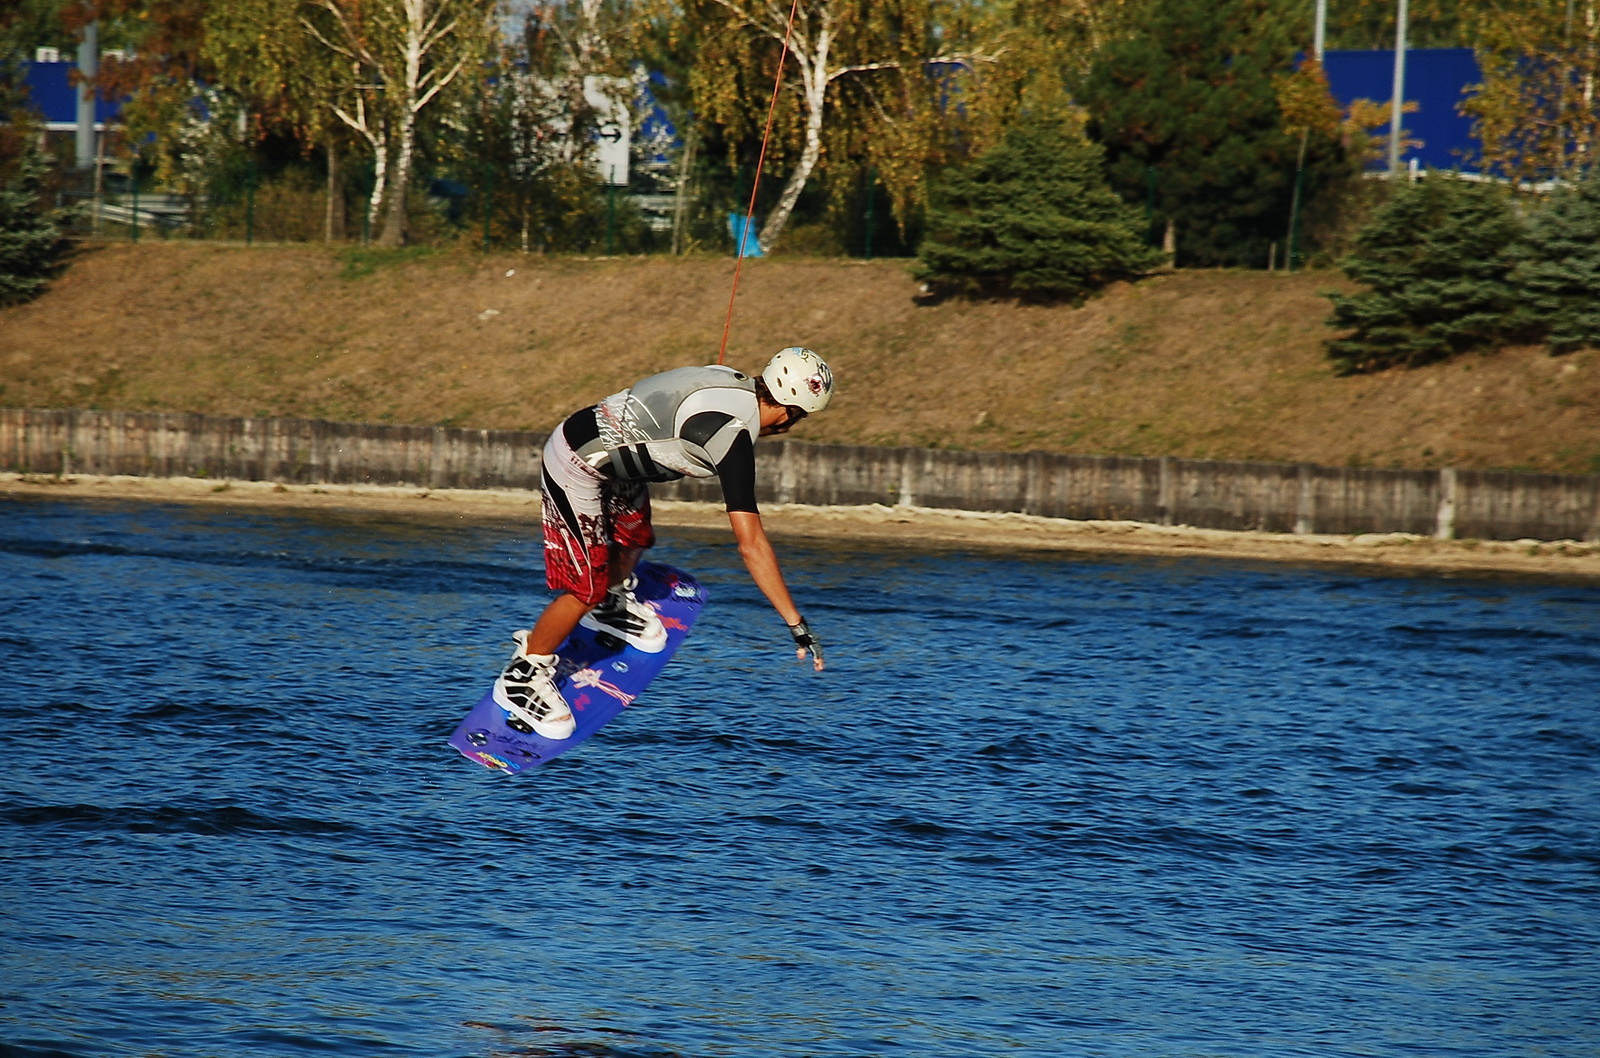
[[495, 347, 835, 738]]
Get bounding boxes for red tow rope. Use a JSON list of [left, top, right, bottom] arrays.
[[716, 0, 802, 365]]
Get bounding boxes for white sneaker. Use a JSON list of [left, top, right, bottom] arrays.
[[492, 631, 576, 739], [579, 574, 668, 653]]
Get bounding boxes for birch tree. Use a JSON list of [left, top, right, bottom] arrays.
[[1463, 0, 1600, 186], [302, 0, 495, 246], [685, 0, 983, 252]]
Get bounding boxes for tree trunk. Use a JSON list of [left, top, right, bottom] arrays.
[[1585, 2, 1597, 169], [325, 136, 345, 242], [759, 40, 831, 254], [380, 1, 426, 249], [379, 110, 414, 247], [366, 134, 388, 242], [671, 129, 697, 255]]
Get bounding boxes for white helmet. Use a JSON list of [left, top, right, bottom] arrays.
[[761, 346, 834, 414]]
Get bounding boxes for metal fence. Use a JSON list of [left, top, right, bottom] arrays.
[[51, 156, 916, 258]]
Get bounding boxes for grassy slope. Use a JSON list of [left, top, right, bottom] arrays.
[[2, 241, 1596, 473]]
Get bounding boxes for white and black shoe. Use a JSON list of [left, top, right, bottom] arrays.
[[580, 574, 668, 653], [493, 631, 576, 739]]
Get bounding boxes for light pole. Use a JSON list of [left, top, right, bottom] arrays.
[[1388, 0, 1410, 178], [75, 21, 98, 171]]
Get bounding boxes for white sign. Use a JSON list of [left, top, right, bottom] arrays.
[[584, 75, 630, 186]]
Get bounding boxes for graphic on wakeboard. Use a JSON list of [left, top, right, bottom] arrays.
[[448, 562, 704, 774]]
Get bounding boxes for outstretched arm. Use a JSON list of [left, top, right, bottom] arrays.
[[728, 510, 823, 671]]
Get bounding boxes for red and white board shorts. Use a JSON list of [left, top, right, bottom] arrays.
[[540, 425, 655, 606]]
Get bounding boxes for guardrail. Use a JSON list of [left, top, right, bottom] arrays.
[[4, 408, 1598, 542]]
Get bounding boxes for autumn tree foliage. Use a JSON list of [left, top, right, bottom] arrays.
[[464, 6, 628, 253], [680, 0, 977, 253], [57, 0, 209, 190], [1462, 0, 1600, 186], [927, 0, 1137, 162], [1318, 0, 1476, 49], [295, 0, 496, 247]]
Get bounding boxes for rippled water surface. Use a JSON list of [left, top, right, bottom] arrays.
[[2, 495, 1598, 1058]]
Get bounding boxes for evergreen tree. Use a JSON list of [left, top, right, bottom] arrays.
[[1513, 174, 1600, 354], [0, 143, 73, 307], [1078, 0, 1345, 269], [1325, 175, 1526, 374], [914, 113, 1161, 302]]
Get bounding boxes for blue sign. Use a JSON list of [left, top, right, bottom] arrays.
[[1322, 48, 1483, 172]]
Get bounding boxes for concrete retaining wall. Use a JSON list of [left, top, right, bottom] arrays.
[[4, 408, 1598, 543]]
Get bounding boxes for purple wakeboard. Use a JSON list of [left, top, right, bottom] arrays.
[[448, 562, 705, 774]]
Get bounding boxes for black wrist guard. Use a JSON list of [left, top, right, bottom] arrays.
[[788, 618, 819, 653]]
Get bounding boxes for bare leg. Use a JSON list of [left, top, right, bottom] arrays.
[[525, 593, 591, 656], [609, 545, 646, 589], [526, 546, 646, 656]]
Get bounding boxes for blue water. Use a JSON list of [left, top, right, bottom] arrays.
[[2, 495, 1598, 1058]]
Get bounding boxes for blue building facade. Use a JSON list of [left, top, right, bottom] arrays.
[[1322, 48, 1484, 173]]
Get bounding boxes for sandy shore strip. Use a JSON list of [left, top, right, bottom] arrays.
[[5, 472, 1598, 579]]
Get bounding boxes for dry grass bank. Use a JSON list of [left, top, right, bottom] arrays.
[[1, 241, 1596, 473]]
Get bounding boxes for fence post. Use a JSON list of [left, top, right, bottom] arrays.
[[1145, 165, 1157, 242], [864, 166, 875, 260], [1295, 463, 1315, 534], [245, 155, 257, 246], [1435, 466, 1457, 540], [606, 165, 617, 255], [481, 160, 494, 253], [1158, 456, 1176, 525], [897, 450, 916, 508], [1287, 127, 1308, 272]]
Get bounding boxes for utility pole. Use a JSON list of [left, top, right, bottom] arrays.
[[1388, 0, 1410, 178], [1314, 0, 1327, 61], [75, 21, 98, 171]]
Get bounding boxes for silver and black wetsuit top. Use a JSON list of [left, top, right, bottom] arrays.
[[560, 365, 761, 513]]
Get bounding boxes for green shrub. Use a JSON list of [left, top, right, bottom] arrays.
[[0, 142, 73, 307], [1513, 173, 1600, 354], [1325, 174, 1527, 373], [914, 114, 1161, 303]]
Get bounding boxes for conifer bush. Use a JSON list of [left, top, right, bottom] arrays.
[[914, 115, 1161, 303], [0, 143, 73, 307], [1513, 174, 1600, 355], [1325, 174, 1526, 374]]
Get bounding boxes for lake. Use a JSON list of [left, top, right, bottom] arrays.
[[2, 495, 1597, 1058]]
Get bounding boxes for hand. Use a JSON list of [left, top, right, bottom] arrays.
[[788, 618, 825, 672]]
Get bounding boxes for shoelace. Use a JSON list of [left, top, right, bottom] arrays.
[[507, 681, 562, 720], [505, 656, 546, 682], [596, 593, 651, 633]]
